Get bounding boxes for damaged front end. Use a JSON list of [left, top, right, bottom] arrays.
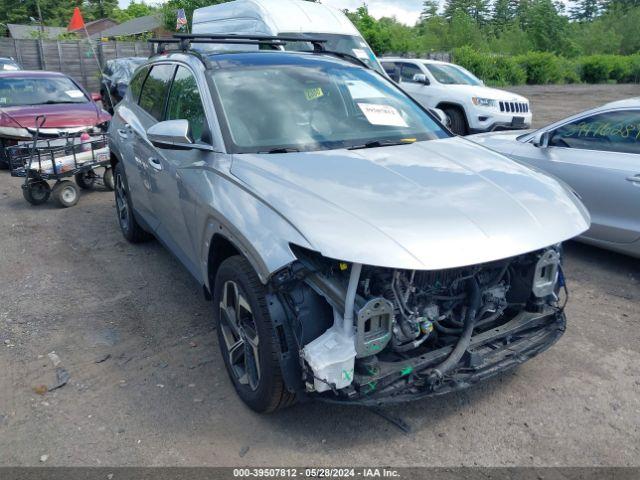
[[267, 245, 566, 405]]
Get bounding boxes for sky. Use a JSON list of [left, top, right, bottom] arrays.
[[118, 0, 571, 27]]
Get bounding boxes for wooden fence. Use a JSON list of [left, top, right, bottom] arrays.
[[0, 38, 151, 93]]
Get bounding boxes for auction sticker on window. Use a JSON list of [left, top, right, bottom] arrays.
[[358, 103, 408, 127], [65, 90, 85, 98]]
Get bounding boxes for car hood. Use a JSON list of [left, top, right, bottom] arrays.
[[0, 103, 100, 129], [439, 84, 529, 103], [467, 130, 535, 156], [230, 137, 589, 271]]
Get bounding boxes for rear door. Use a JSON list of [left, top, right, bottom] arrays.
[[130, 63, 177, 231], [512, 109, 640, 244]]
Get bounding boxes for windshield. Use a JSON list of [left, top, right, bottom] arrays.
[[424, 63, 482, 86], [282, 33, 386, 76], [209, 61, 449, 154], [0, 76, 88, 107]]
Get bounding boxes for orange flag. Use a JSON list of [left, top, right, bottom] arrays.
[[67, 7, 85, 32]]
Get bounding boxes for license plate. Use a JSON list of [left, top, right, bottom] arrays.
[[512, 117, 525, 126]]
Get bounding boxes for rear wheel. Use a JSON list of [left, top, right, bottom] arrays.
[[103, 167, 114, 191], [22, 180, 50, 205], [75, 170, 96, 190], [444, 108, 467, 136], [114, 162, 152, 243], [214, 256, 296, 413], [52, 180, 79, 208]]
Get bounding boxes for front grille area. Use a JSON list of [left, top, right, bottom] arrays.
[[499, 101, 529, 113]]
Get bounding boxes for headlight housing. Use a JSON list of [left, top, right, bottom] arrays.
[[532, 248, 561, 298], [472, 97, 498, 108], [0, 125, 31, 140]]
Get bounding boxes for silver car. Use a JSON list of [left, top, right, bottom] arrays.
[[108, 38, 589, 412], [470, 98, 640, 258]]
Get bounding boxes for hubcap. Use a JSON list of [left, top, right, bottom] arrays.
[[115, 174, 129, 231], [219, 280, 260, 391], [62, 186, 76, 203], [31, 182, 47, 200]]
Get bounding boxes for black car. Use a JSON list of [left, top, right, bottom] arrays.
[[100, 57, 146, 113]]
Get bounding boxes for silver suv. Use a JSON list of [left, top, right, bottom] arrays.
[[108, 35, 589, 413]]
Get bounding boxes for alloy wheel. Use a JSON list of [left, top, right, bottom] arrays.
[[219, 280, 261, 391], [115, 173, 129, 232]]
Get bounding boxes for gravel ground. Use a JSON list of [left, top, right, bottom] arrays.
[[0, 84, 639, 467]]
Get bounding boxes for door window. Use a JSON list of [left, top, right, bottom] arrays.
[[139, 64, 176, 121], [400, 63, 423, 84], [549, 110, 640, 154], [165, 66, 207, 143]]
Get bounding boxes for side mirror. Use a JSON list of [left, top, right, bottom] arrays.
[[532, 131, 550, 148], [91, 92, 102, 102], [412, 73, 430, 85], [147, 119, 194, 149]]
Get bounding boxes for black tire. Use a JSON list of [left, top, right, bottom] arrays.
[[52, 180, 79, 208], [114, 162, 152, 243], [22, 180, 51, 205], [444, 107, 468, 136], [103, 167, 115, 191], [214, 255, 296, 413], [75, 170, 96, 190]]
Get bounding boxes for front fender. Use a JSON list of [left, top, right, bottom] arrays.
[[188, 162, 312, 287]]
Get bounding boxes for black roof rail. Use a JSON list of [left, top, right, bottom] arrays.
[[147, 34, 377, 72], [149, 33, 328, 53]]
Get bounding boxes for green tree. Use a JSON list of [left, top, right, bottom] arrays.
[[161, 0, 230, 31], [569, 0, 604, 21], [421, 0, 439, 20]]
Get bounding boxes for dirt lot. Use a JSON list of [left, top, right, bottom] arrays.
[[1, 84, 639, 467]]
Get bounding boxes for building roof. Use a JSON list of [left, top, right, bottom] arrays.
[[93, 14, 162, 39], [6, 24, 67, 39]]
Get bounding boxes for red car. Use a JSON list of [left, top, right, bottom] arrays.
[[0, 70, 111, 168]]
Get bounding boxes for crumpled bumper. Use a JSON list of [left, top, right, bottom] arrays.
[[316, 306, 565, 406]]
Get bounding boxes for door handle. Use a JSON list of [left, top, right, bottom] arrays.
[[117, 123, 130, 139], [626, 175, 640, 184], [148, 157, 162, 171]]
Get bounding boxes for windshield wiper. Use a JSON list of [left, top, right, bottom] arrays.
[[348, 139, 415, 150], [259, 147, 300, 154]]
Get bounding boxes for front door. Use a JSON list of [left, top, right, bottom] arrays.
[[147, 65, 211, 279]]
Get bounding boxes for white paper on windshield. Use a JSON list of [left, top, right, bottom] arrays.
[[352, 48, 369, 60], [65, 90, 85, 98], [346, 80, 385, 99], [358, 103, 408, 127]]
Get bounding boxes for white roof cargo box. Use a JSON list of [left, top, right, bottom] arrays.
[[192, 0, 385, 75]]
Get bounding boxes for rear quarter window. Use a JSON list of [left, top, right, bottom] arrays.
[[128, 66, 149, 103], [138, 64, 176, 121]]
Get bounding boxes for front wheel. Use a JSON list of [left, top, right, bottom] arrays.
[[214, 256, 296, 413], [444, 108, 467, 136], [23, 180, 51, 205]]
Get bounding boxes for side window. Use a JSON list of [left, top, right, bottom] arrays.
[[128, 66, 149, 103], [139, 64, 176, 121], [549, 110, 640, 154], [165, 66, 208, 143], [382, 62, 400, 82], [400, 63, 423, 83]]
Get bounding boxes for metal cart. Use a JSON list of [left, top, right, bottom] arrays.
[[7, 116, 113, 208]]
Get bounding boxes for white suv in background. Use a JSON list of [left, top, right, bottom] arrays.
[[382, 58, 532, 135]]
